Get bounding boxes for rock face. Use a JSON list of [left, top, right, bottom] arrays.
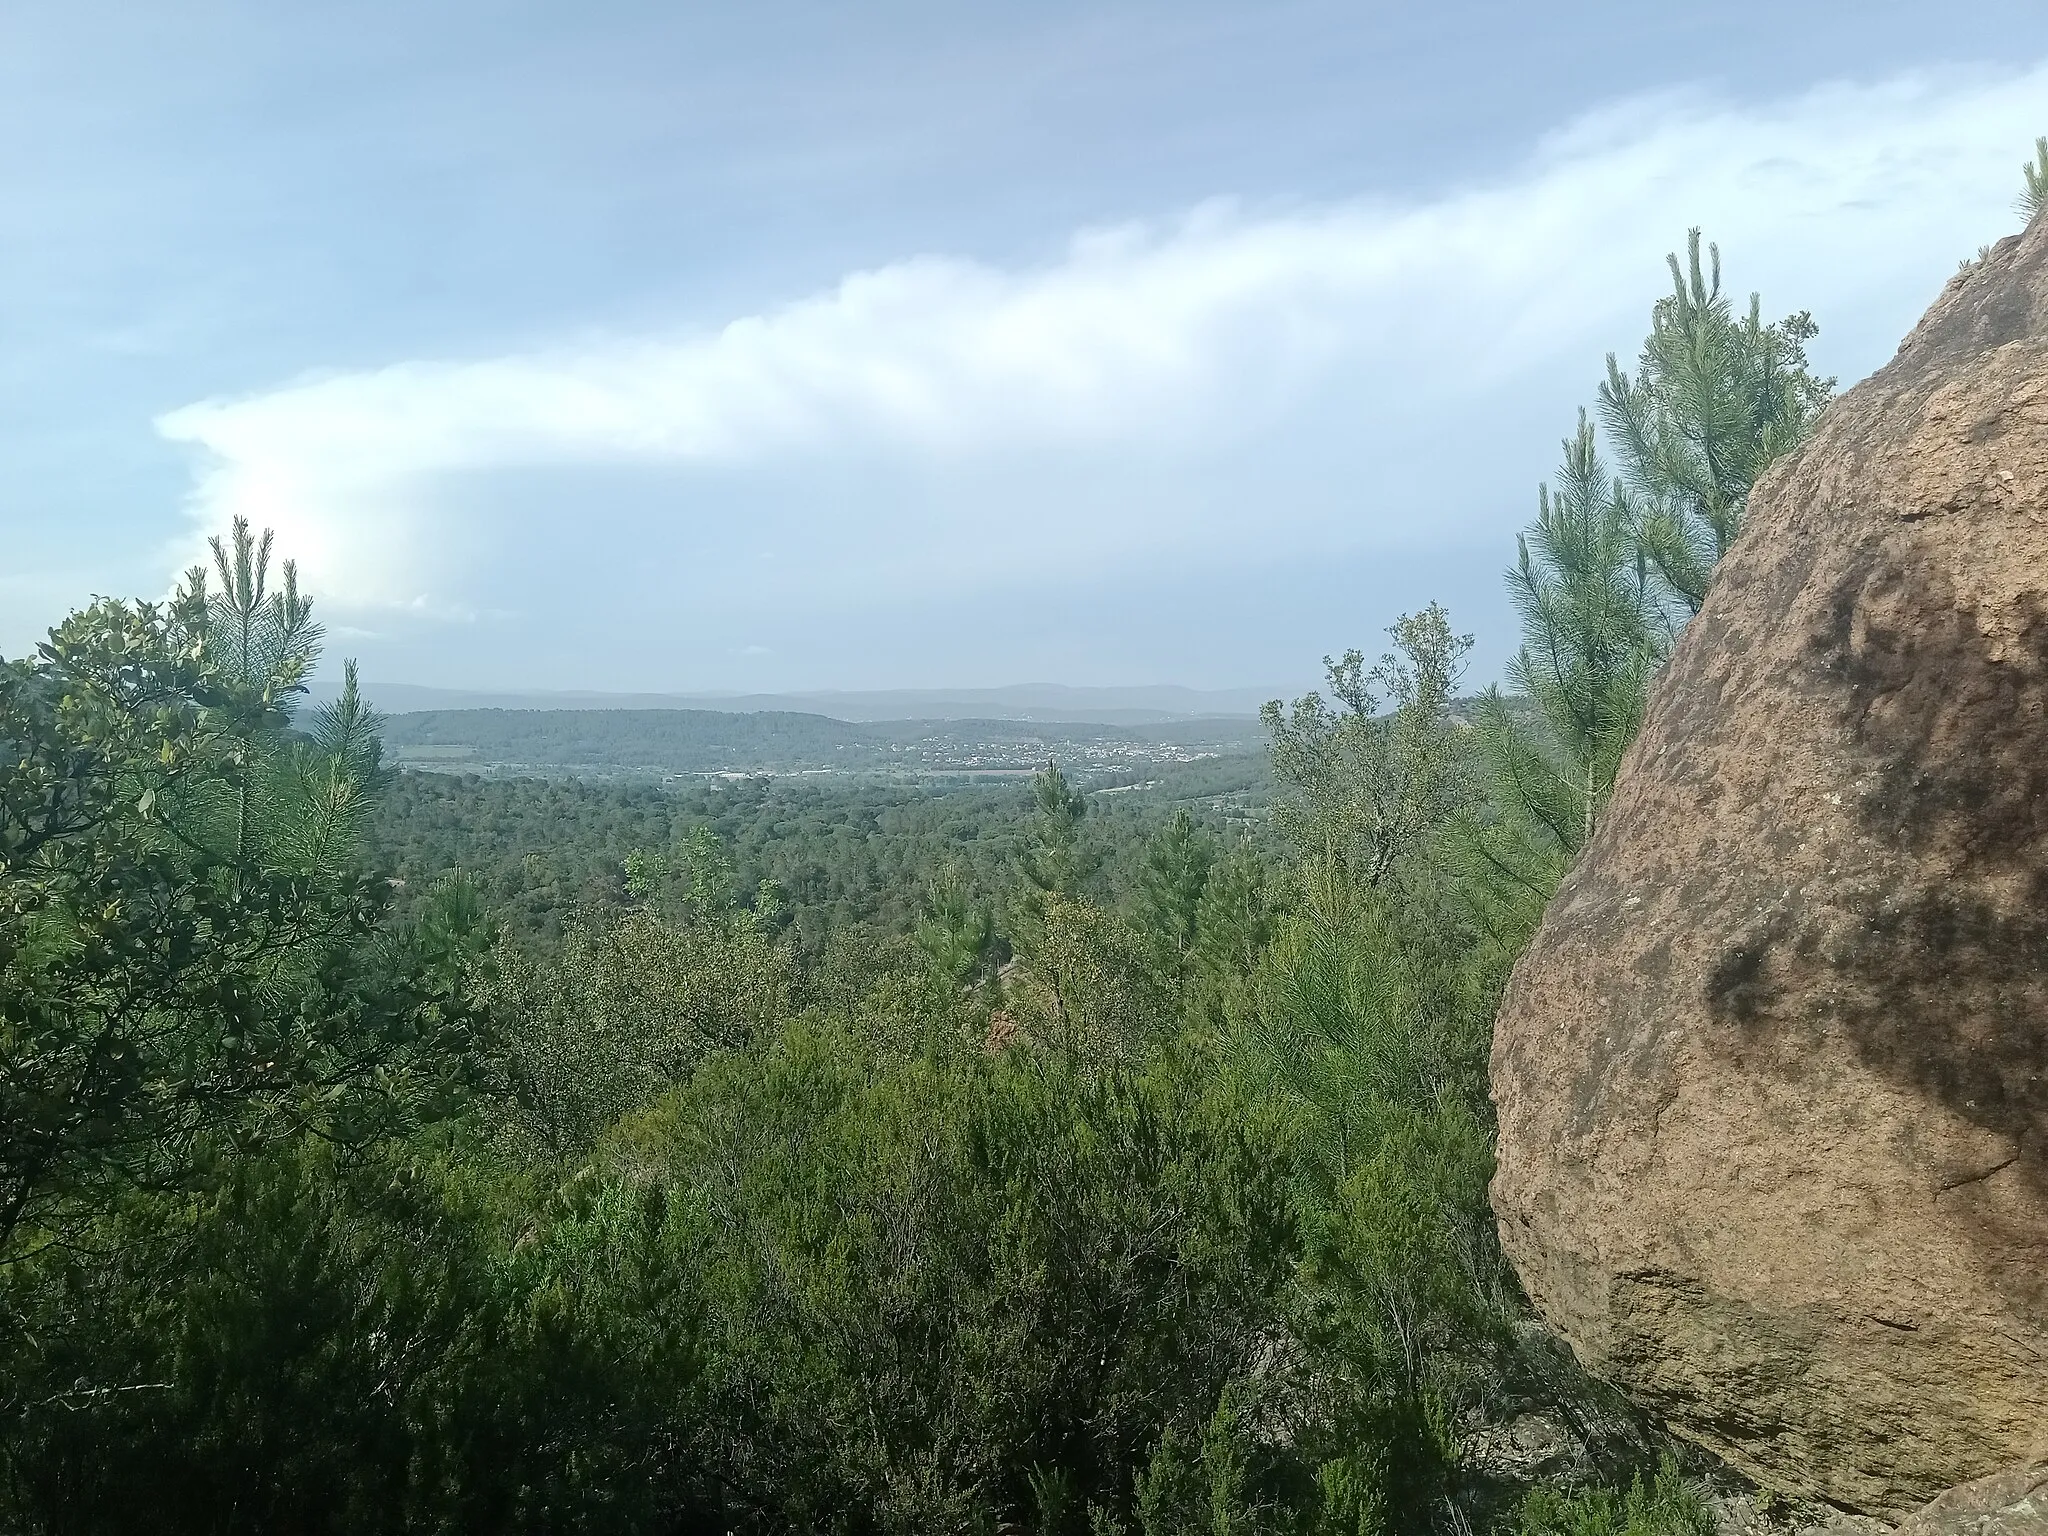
[[1490, 218, 2048, 1520], [1897, 1465, 2048, 1536]]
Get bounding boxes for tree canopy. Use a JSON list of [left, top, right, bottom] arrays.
[[0, 205, 1891, 1532]]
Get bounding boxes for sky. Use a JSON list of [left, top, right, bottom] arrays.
[[4, 2, 2046, 698]]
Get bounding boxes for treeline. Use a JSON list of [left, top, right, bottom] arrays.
[[0, 228, 1833, 1535], [368, 761, 1272, 957]]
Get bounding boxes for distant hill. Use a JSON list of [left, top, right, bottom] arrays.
[[331, 681, 1287, 725]]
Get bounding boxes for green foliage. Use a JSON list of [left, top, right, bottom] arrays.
[[1014, 894, 1178, 1058], [914, 861, 999, 994], [1263, 605, 1474, 891], [1022, 759, 1096, 899], [1227, 864, 1506, 1536], [1242, 611, 1511, 1533], [1127, 1387, 1277, 1536], [1471, 233, 1829, 942], [1477, 414, 1658, 871], [487, 907, 794, 1160], [0, 1138, 716, 1534], [600, 1010, 1300, 1534], [368, 759, 1263, 961], [1600, 229, 1832, 617], [1, 226, 1806, 1529], [2020, 134, 2047, 223], [1240, 874, 1483, 1199], [1187, 840, 1277, 1023], [0, 527, 482, 1256], [1515, 1457, 1715, 1536], [1134, 809, 1216, 977]]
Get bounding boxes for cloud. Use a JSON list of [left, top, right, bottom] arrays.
[[156, 61, 2048, 616]]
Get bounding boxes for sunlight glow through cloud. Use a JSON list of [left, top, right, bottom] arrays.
[[157, 62, 2048, 615]]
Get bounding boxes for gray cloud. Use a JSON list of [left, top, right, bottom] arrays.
[[155, 63, 2042, 645]]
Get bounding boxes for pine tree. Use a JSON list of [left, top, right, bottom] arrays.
[[1598, 229, 1833, 616], [2021, 136, 2048, 223], [267, 658, 390, 885], [1473, 234, 1831, 935], [1019, 759, 1091, 898], [915, 863, 996, 992], [1188, 841, 1275, 1011], [1468, 414, 1660, 932], [0, 526, 479, 1252], [159, 517, 398, 900], [1134, 809, 1215, 977]]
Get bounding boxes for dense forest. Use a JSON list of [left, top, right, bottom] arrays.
[[1, 230, 1834, 1533], [376, 708, 1268, 780], [367, 756, 1273, 955]]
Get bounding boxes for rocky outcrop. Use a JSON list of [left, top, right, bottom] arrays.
[[1489, 217, 2048, 1519], [1897, 1465, 2048, 1535]]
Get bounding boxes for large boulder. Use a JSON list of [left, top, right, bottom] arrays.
[[1489, 218, 2048, 1519]]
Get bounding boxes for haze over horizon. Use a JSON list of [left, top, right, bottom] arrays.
[[6, 1, 2047, 696], [319, 679, 1295, 726]]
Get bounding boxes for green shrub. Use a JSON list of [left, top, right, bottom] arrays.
[[604, 1011, 1299, 1533], [1516, 1457, 1715, 1536], [0, 1140, 716, 1535]]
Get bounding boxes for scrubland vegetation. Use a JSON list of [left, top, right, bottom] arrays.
[[0, 231, 1832, 1533]]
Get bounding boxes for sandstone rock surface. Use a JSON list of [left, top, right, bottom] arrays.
[[1490, 219, 2048, 1519]]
